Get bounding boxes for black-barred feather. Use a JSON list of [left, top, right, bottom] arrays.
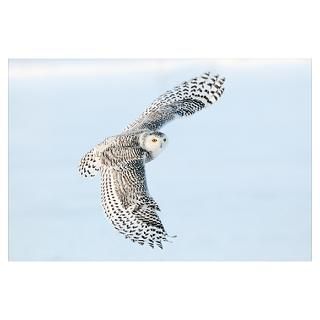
[[124, 72, 225, 132], [79, 133, 143, 177], [101, 161, 168, 248], [79, 148, 100, 177]]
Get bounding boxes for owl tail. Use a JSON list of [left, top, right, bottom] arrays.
[[79, 148, 101, 177]]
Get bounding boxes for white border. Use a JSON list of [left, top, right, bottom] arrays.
[[1, 0, 319, 319]]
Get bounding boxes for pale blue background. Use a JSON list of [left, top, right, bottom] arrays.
[[9, 59, 311, 260]]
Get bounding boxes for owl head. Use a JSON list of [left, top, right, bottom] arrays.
[[139, 131, 168, 158]]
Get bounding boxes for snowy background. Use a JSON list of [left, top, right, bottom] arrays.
[[8, 59, 311, 260]]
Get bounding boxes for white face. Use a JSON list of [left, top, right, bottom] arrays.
[[143, 133, 168, 157]]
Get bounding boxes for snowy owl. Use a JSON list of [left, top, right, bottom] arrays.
[[79, 72, 226, 248]]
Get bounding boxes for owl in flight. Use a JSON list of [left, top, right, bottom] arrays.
[[79, 72, 226, 248]]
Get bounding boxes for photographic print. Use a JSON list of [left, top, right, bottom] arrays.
[[8, 59, 311, 261]]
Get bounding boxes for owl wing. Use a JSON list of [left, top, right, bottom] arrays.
[[79, 147, 101, 177], [124, 72, 225, 132], [101, 158, 170, 248]]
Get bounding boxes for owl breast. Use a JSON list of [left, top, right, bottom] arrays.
[[144, 151, 155, 163]]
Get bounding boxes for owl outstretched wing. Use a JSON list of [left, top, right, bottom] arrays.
[[101, 158, 170, 248], [124, 72, 225, 132]]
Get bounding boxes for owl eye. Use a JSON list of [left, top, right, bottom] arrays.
[[152, 138, 158, 143]]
